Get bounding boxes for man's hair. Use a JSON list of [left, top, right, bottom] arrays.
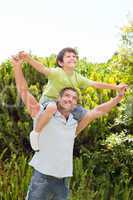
[[56, 47, 78, 67], [59, 87, 80, 103]]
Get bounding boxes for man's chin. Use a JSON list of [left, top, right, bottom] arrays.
[[62, 105, 73, 112]]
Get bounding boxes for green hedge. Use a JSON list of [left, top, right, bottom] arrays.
[[0, 53, 133, 199]]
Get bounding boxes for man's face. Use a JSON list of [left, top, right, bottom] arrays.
[[59, 52, 77, 69], [58, 90, 78, 112]]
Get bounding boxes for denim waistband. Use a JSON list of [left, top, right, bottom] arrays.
[[34, 169, 68, 180]]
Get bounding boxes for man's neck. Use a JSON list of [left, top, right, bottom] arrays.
[[57, 105, 71, 120]]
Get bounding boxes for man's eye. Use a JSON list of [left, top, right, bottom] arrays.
[[64, 94, 69, 97]]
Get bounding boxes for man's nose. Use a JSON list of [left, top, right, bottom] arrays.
[[68, 97, 73, 103]]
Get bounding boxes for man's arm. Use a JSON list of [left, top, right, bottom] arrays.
[[76, 88, 126, 135], [18, 51, 51, 76], [12, 57, 40, 118]]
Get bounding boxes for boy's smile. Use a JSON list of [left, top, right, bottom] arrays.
[[59, 52, 77, 70]]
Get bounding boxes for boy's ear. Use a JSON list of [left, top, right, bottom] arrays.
[[58, 61, 64, 67]]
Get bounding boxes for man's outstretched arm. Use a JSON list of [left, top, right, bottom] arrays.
[[12, 57, 40, 118], [76, 88, 126, 135]]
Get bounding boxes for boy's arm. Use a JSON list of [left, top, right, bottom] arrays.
[[18, 51, 51, 76], [90, 81, 128, 91], [12, 57, 40, 118], [76, 87, 126, 135]]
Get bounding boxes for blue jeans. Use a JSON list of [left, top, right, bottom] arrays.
[[26, 170, 69, 200]]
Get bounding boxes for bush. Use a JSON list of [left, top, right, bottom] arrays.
[[0, 53, 132, 199]]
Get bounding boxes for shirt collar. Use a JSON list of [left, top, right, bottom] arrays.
[[54, 111, 74, 123]]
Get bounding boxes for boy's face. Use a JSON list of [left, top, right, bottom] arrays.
[[59, 52, 77, 70]]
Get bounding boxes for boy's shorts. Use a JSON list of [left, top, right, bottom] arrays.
[[39, 96, 88, 122]]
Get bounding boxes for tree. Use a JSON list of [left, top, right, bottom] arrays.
[[118, 16, 133, 63]]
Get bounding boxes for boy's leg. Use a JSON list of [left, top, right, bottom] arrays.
[[34, 102, 57, 130], [39, 96, 57, 127], [72, 105, 88, 122], [30, 102, 57, 151]]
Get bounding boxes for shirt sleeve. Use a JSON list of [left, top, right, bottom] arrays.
[[77, 73, 94, 89], [47, 67, 61, 80]]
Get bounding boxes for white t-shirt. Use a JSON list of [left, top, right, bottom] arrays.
[[29, 110, 78, 178]]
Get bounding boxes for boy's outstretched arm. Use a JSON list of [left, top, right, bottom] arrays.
[[76, 87, 126, 135], [18, 51, 51, 76], [90, 81, 128, 91], [12, 57, 40, 118]]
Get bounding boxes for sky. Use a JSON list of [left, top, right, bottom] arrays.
[[0, 0, 133, 64]]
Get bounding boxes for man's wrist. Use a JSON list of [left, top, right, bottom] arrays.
[[14, 63, 22, 68], [114, 94, 123, 104], [24, 55, 31, 62], [118, 93, 124, 97], [113, 94, 122, 105]]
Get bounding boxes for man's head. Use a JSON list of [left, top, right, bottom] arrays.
[[56, 47, 78, 69], [57, 87, 79, 112]]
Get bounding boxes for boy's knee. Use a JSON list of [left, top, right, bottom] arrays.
[[46, 102, 57, 114]]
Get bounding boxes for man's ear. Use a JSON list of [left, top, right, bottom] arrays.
[[58, 96, 61, 101]]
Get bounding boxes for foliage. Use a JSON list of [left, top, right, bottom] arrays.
[[0, 150, 132, 200], [0, 151, 32, 200], [0, 22, 133, 198]]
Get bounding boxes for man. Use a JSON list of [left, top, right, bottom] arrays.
[[12, 57, 127, 200]]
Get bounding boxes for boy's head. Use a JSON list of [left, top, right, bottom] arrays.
[[56, 47, 78, 68]]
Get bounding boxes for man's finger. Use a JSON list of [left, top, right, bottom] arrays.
[[12, 55, 19, 61]]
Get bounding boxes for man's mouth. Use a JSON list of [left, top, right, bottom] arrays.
[[64, 101, 72, 106]]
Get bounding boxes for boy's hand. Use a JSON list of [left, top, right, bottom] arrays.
[[18, 51, 29, 60], [116, 83, 128, 92], [118, 84, 128, 96], [11, 55, 23, 66]]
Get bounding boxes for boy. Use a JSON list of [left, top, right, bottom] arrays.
[[18, 47, 125, 130]]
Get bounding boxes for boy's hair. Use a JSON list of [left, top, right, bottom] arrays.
[[59, 87, 80, 104], [56, 47, 78, 67]]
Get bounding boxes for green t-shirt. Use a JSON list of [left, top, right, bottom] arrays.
[[42, 67, 93, 99]]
